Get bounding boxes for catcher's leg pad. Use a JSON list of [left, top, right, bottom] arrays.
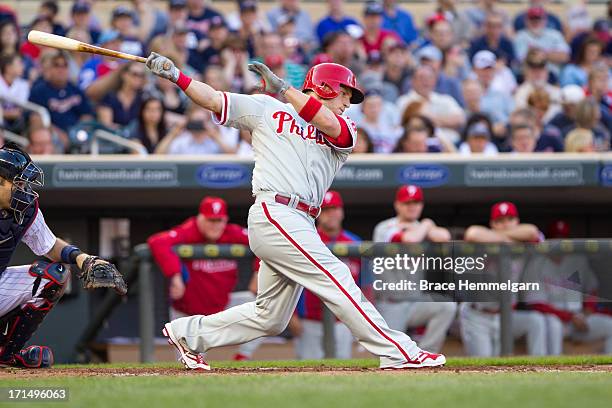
[[0, 261, 68, 365]]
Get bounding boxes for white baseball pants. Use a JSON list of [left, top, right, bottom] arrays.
[[170, 198, 420, 367], [544, 313, 612, 354]]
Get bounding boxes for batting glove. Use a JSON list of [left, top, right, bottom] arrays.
[[146, 52, 179, 83], [248, 61, 289, 95]]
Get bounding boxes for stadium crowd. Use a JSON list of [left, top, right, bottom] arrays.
[[0, 0, 610, 155]]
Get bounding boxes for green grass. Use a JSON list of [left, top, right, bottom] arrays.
[[1, 356, 611, 408]]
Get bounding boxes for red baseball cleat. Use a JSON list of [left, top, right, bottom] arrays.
[[162, 323, 210, 371], [381, 350, 446, 369], [232, 353, 250, 361]]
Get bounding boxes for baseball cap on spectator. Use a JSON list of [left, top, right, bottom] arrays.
[[364, 1, 384, 16], [426, 13, 446, 29], [171, 22, 190, 35], [547, 220, 570, 238], [209, 16, 227, 30], [527, 6, 546, 20], [97, 30, 121, 46], [593, 19, 611, 43], [71, 2, 91, 14], [112, 5, 134, 21], [240, 0, 257, 13], [472, 50, 496, 69], [264, 54, 285, 69], [321, 191, 344, 208], [561, 84, 586, 104], [467, 122, 491, 138], [199, 197, 228, 219], [415, 45, 442, 63], [169, 0, 187, 9], [395, 185, 423, 203], [490, 202, 519, 221]]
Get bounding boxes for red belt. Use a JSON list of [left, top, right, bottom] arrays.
[[274, 194, 321, 218]]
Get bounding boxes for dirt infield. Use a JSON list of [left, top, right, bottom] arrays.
[[2, 364, 612, 379]]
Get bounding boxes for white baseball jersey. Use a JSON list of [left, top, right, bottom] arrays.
[[212, 92, 357, 206], [372, 216, 419, 243]]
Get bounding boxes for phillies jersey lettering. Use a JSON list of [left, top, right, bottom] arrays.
[[212, 92, 357, 207]]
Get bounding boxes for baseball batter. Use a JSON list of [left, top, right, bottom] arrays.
[[146, 53, 446, 370]]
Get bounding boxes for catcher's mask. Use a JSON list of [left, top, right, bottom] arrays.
[[0, 143, 44, 224]]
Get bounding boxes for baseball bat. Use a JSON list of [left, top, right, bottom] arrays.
[[27, 30, 147, 64]]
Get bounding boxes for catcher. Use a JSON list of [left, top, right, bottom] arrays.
[[0, 143, 127, 368]]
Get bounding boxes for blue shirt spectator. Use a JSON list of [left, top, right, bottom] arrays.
[[316, 0, 361, 44], [381, 0, 418, 45], [514, 5, 562, 32]]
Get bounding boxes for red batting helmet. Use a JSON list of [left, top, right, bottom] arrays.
[[302, 63, 364, 104]]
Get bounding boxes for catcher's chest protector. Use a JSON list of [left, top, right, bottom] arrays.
[[0, 201, 37, 275]]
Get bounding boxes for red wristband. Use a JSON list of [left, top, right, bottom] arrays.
[[298, 96, 323, 122], [176, 71, 192, 91]]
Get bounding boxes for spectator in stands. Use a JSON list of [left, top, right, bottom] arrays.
[[318, 31, 362, 76], [277, 17, 308, 66], [381, 0, 418, 46], [316, 0, 362, 45], [470, 51, 513, 128], [150, 23, 198, 79], [229, 1, 265, 59], [561, 36, 605, 87], [565, 128, 595, 153], [353, 127, 374, 153], [147, 196, 262, 361], [393, 125, 441, 153], [187, 15, 228, 73], [442, 44, 470, 82], [469, 11, 516, 70], [380, 42, 412, 102], [26, 126, 57, 155], [509, 122, 538, 153], [152, 0, 189, 40], [373, 185, 456, 353], [526, 88, 564, 152], [458, 113, 499, 155], [565, 0, 592, 42], [97, 62, 146, 130], [413, 45, 464, 106], [400, 113, 455, 152], [513, 6, 570, 73], [461, 201, 547, 357], [29, 50, 94, 148], [360, 1, 401, 58], [585, 67, 612, 130], [464, 0, 511, 35], [186, 0, 223, 38], [513, 0, 563, 33], [78, 30, 123, 102], [130, 0, 169, 43], [128, 96, 176, 154], [548, 84, 587, 138], [158, 105, 238, 154], [570, 19, 610, 64], [20, 16, 53, 62], [354, 89, 402, 153], [514, 49, 561, 122], [65, 27, 93, 83], [0, 54, 29, 133], [38, 1, 66, 37], [267, 0, 315, 50], [398, 65, 465, 145], [426, 17, 454, 53], [574, 97, 611, 151], [255, 32, 305, 89], [1, 20, 36, 82], [295, 191, 364, 359], [431, 0, 474, 46], [110, 6, 144, 57]]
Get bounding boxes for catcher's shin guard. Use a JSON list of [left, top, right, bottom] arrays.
[[0, 261, 68, 367]]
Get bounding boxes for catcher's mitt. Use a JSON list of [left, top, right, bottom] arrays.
[[79, 256, 128, 295]]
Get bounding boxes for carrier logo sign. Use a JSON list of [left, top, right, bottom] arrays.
[[600, 165, 612, 186], [196, 164, 250, 188], [397, 164, 449, 187]]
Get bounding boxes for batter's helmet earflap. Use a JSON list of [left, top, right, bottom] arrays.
[[302, 63, 364, 104]]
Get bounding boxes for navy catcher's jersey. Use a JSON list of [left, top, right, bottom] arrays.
[[0, 201, 39, 275]]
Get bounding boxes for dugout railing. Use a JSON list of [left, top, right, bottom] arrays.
[[130, 240, 612, 363]]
